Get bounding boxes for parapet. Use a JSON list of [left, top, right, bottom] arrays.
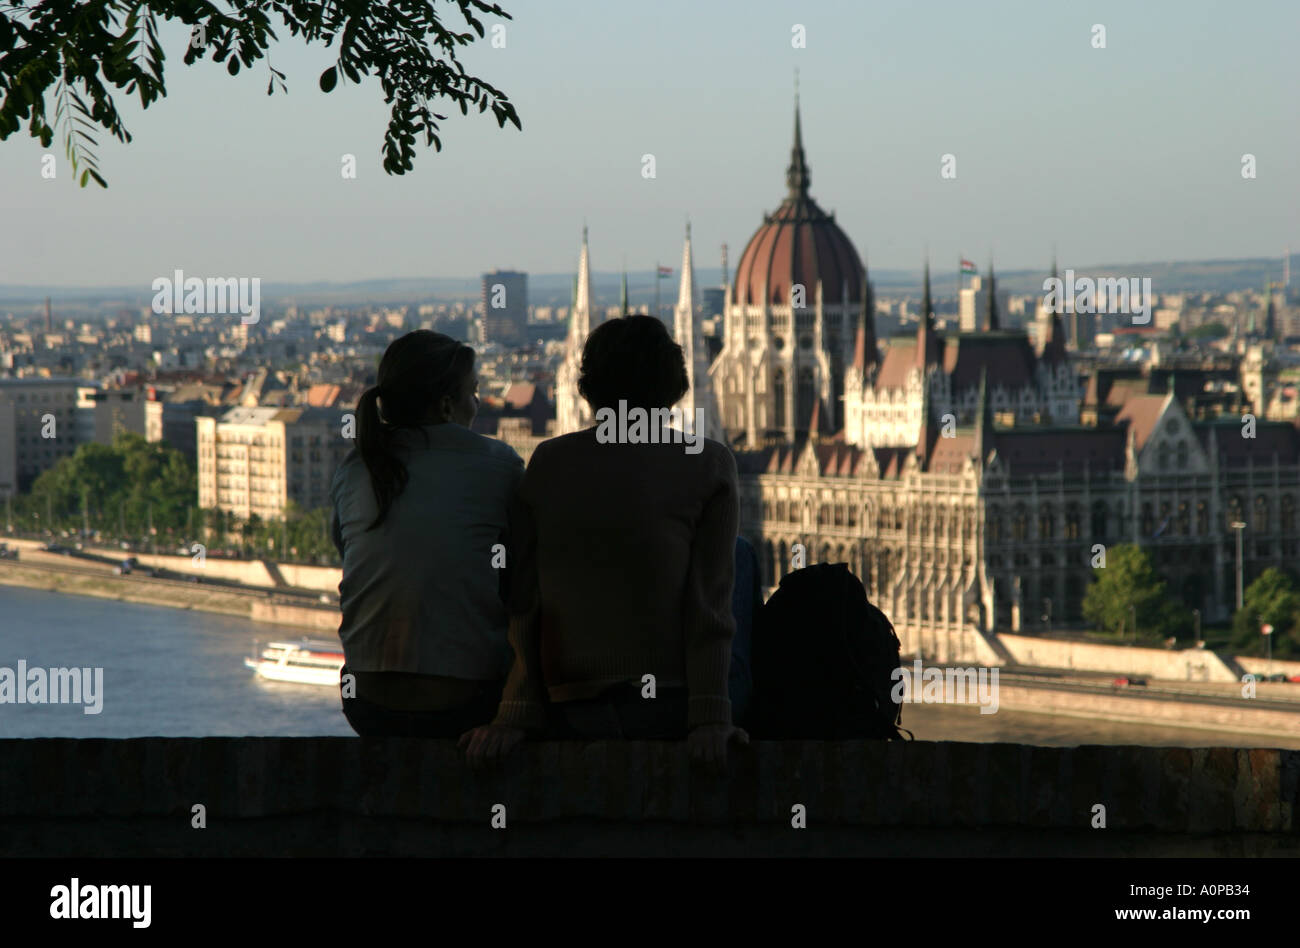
[[2, 739, 1295, 856]]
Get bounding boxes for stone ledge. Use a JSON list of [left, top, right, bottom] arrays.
[[1, 739, 1296, 856]]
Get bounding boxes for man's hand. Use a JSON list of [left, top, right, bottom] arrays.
[[458, 724, 526, 768], [688, 723, 749, 775]]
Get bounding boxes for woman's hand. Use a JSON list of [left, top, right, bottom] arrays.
[[458, 724, 526, 768], [688, 723, 749, 775]]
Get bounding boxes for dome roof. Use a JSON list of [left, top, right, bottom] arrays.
[[731, 103, 864, 307]]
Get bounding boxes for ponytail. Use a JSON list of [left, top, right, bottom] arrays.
[[355, 330, 475, 530]]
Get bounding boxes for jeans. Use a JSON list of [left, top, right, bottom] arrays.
[[340, 666, 502, 738], [550, 681, 689, 740]]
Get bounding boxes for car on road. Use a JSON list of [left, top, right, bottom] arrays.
[[1111, 677, 1148, 688]]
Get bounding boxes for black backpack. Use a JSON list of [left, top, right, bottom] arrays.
[[749, 562, 910, 740]]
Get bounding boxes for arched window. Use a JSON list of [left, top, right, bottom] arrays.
[[1012, 505, 1029, 541], [773, 370, 786, 430], [818, 504, 829, 526], [834, 505, 844, 526], [935, 506, 947, 539], [818, 543, 831, 564], [987, 506, 1002, 543], [1091, 501, 1108, 539], [1039, 504, 1055, 540], [1196, 500, 1209, 536], [1254, 495, 1270, 534], [962, 510, 973, 540], [1282, 496, 1296, 534], [1176, 501, 1190, 537], [797, 367, 815, 429], [1227, 495, 1243, 527], [777, 541, 788, 579], [1065, 504, 1081, 540], [776, 500, 786, 521]]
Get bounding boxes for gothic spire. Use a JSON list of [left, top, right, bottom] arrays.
[[983, 260, 1000, 331], [620, 263, 629, 317], [785, 83, 810, 199], [915, 259, 940, 368]]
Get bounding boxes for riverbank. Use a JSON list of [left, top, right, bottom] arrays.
[[0, 557, 337, 632]]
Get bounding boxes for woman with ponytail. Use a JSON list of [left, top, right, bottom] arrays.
[[330, 330, 524, 737]]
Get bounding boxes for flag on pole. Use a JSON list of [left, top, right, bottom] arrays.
[[657, 266, 673, 277], [960, 259, 977, 275]]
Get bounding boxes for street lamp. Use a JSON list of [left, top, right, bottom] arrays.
[[1231, 521, 1247, 611]]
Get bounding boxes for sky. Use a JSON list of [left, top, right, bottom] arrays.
[[0, 0, 1296, 289]]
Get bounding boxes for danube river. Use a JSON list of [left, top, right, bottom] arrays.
[[2, 586, 1297, 748]]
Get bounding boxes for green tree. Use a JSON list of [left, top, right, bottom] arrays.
[[1187, 322, 1229, 340], [1082, 544, 1192, 641], [0, 0, 520, 187], [1230, 568, 1300, 659]]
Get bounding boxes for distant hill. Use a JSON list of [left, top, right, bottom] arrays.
[[1, 254, 1292, 309]]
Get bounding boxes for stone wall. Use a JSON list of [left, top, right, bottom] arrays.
[[996, 633, 1241, 682], [2, 739, 1296, 857]]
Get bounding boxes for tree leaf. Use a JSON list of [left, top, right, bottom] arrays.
[[319, 65, 336, 92]]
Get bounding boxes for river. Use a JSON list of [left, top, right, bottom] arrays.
[[2, 586, 1296, 747]]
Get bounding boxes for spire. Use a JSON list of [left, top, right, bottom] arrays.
[[676, 221, 696, 314], [1264, 282, 1276, 341], [852, 263, 878, 374], [915, 259, 940, 368], [983, 260, 1000, 331], [1043, 254, 1068, 364], [785, 77, 810, 199], [620, 263, 628, 317], [570, 226, 593, 343]]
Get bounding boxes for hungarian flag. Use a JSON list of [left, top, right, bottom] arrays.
[[960, 259, 977, 275], [657, 266, 673, 277]]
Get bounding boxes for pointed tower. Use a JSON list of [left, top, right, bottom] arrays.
[[620, 265, 629, 317], [1263, 282, 1277, 341], [982, 261, 1000, 331], [915, 260, 940, 368], [1042, 254, 1068, 364], [673, 221, 723, 442], [555, 226, 595, 434]]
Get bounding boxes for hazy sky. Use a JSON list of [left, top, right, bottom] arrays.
[[1, 0, 1296, 288]]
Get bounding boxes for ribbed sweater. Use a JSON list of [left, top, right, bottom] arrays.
[[493, 427, 739, 730]]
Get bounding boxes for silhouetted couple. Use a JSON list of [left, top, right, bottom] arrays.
[[330, 317, 751, 769]]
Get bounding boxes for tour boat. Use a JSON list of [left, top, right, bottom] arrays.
[[245, 639, 344, 686]]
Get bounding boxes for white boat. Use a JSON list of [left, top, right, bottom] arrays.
[[245, 639, 344, 686]]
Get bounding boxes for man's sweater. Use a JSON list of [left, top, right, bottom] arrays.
[[493, 427, 739, 730]]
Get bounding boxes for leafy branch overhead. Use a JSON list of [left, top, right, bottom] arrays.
[[0, 0, 522, 187]]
